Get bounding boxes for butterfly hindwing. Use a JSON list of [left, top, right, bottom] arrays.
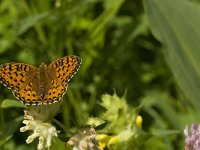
[[43, 79, 67, 104], [13, 81, 41, 105]]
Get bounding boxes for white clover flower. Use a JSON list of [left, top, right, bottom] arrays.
[[20, 103, 61, 150]]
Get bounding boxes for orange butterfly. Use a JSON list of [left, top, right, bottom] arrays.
[[0, 55, 82, 105]]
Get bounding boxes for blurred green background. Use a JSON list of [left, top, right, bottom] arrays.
[[1, 0, 200, 149]]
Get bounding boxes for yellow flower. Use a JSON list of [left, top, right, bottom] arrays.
[[96, 134, 119, 149], [107, 136, 119, 148], [96, 134, 111, 148], [136, 115, 143, 128]]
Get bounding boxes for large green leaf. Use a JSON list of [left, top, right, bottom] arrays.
[[143, 0, 200, 111]]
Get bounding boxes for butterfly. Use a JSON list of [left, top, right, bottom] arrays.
[[0, 55, 82, 105]]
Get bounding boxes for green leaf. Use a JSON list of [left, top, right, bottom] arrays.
[[51, 137, 67, 150], [88, 0, 125, 44], [144, 0, 200, 110], [0, 116, 23, 146], [17, 12, 50, 36], [1, 99, 27, 109]]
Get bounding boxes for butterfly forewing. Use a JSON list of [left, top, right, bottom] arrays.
[[48, 55, 82, 85], [0, 63, 37, 91]]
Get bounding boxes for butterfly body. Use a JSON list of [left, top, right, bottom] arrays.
[[0, 56, 82, 105], [36, 63, 53, 99]]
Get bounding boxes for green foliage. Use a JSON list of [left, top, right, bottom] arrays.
[[0, 0, 199, 149], [94, 92, 181, 150], [0, 117, 23, 146], [100, 92, 131, 133]]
